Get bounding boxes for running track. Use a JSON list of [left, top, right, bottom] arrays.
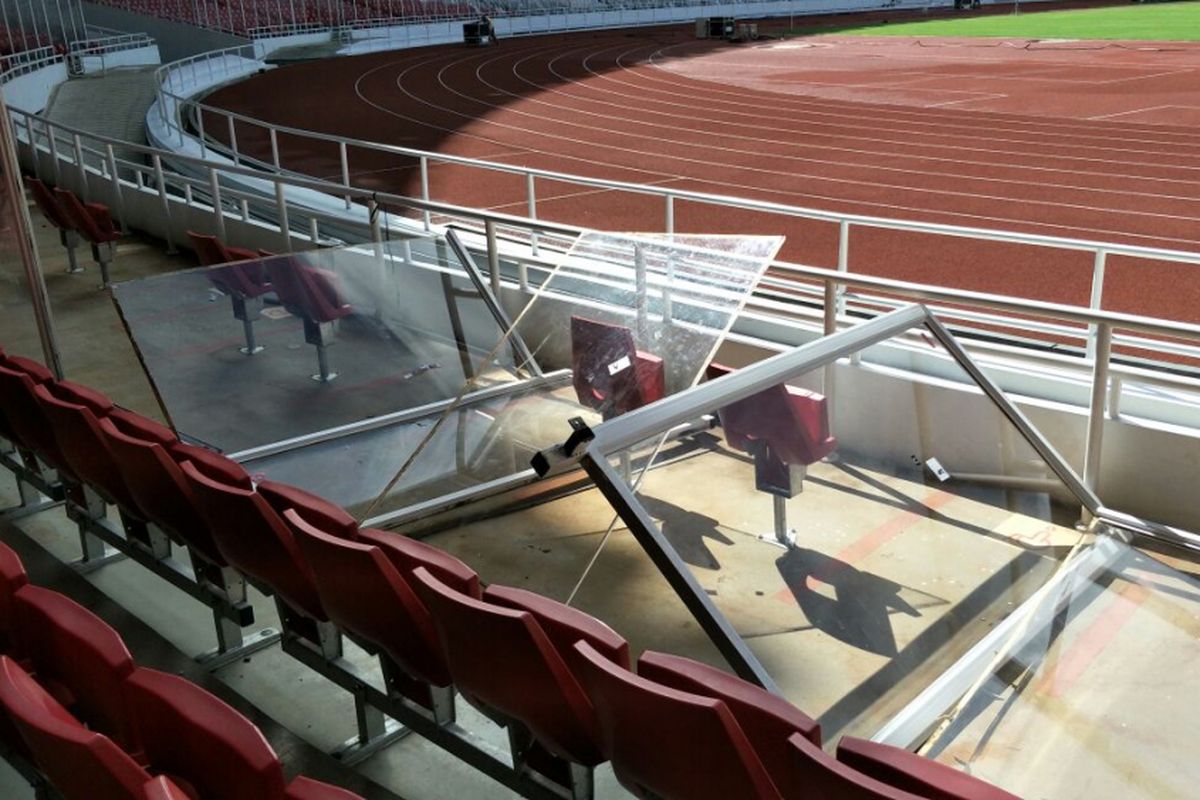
[[205, 25, 1200, 328]]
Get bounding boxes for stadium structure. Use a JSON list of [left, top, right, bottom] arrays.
[[0, 0, 1198, 798]]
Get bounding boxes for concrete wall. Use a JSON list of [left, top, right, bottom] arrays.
[[3, 62, 67, 113]]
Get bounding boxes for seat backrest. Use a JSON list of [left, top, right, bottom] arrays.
[[180, 459, 326, 619], [259, 480, 360, 541], [0, 541, 28, 655], [836, 736, 1020, 800], [285, 510, 450, 691], [24, 176, 74, 231], [636, 650, 820, 799], [97, 417, 226, 566], [788, 733, 926, 800], [0, 358, 63, 466], [483, 584, 630, 678], [705, 362, 835, 466], [33, 380, 138, 510], [263, 257, 349, 323], [0, 656, 151, 800], [140, 776, 196, 800], [53, 187, 111, 243], [357, 528, 480, 599], [411, 567, 604, 765], [570, 315, 649, 417], [14, 585, 137, 749], [188, 230, 234, 266], [572, 640, 782, 800], [125, 667, 288, 800]]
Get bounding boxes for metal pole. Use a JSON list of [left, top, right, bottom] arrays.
[[275, 179, 291, 252], [419, 155, 431, 230], [526, 172, 538, 256], [836, 219, 849, 317], [105, 143, 126, 232], [269, 127, 280, 170], [1086, 248, 1107, 360], [226, 114, 239, 166], [339, 141, 351, 209], [634, 243, 648, 343], [1080, 322, 1111, 526], [485, 219, 500, 296], [665, 193, 674, 237], [152, 154, 176, 253], [196, 106, 207, 158], [0, 87, 64, 378], [72, 133, 86, 192], [208, 166, 225, 239]]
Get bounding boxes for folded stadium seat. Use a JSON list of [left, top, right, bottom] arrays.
[[705, 362, 837, 548], [635, 650, 820, 799], [836, 736, 1020, 800], [13, 585, 139, 750], [52, 187, 121, 288], [123, 667, 365, 800], [570, 315, 665, 421], [572, 640, 784, 800], [355, 528, 481, 598], [97, 416, 226, 567], [258, 480, 360, 542], [262, 255, 353, 382], [24, 176, 82, 273], [188, 231, 272, 356], [0, 354, 64, 472], [281, 510, 454, 715], [0, 656, 190, 800], [785, 733, 927, 800], [179, 457, 335, 650], [410, 568, 614, 796]]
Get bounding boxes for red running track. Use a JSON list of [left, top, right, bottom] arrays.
[[205, 24, 1200, 328]]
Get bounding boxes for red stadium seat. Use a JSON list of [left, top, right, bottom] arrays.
[[786, 732, 925, 800], [0, 355, 64, 471], [0, 656, 157, 800], [572, 640, 783, 800], [284, 509, 452, 709], [180, 458, 328, 622], [13, 585, 138, 749], [125, 667, 363, 800], [188, 231, 272, 355], [636, 650, 820, 800], [410, 567, 606, 766], [24, 176, 82, 273], [140, 776, 196, 800], [0, 540, 28, 655], [259, 480, 360, 542], [836, 736, 1020, 800], [570, 315, 664, 420], [262, 255, 352, 382], [356, 528, 481, 598], [53, 188, 121, 286]]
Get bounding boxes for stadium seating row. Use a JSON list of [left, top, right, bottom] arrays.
[[0, 343, 1019, 798], [26, 177, 121, 285], [0, 539, 361, 799]]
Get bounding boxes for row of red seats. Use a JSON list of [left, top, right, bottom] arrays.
[[26, 177, 122, 285], [0, 541, 361, 800], [0, 345, 1016, 799]]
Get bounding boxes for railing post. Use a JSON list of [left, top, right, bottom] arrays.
[[46, 121, 61, 183], [152, 154, 176, 253], [226, 115, 239, 166], [105, 144, 126, 232], [196, 108, 207, 158], [72, 134, 87, 193], [634, 242, 649, 343], [208, 166, 226, 240], [526, 172, 538, 256], [485, 219, 501, 296], [275, 179, 292, 252], [1086, 248, 1107, 360], [1080, 321, 1112, 526], [1107, 374, 1123, 420], [836, 219, 850, 318], [665, 193, 674, 237], [419, 155, 431, 230], [269, 127, 280, 171], [339, 141, 351, 209], [310, 217, 320, 244]]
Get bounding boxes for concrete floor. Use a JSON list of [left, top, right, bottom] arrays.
[[3, 189, 1197, 800]]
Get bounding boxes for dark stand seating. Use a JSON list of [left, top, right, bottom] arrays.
[[263, 255, 353, 382], [25, 176, 82, 273], [706, 362, 837, 547], [188, 231, 272, 355], [412, 568, 616, 799], [573, 640, 784, 800], [570, 315, 665, 421], [53, 187, 121, 287]]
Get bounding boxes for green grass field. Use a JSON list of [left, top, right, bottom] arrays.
[[791, 2, 1200, 40]]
